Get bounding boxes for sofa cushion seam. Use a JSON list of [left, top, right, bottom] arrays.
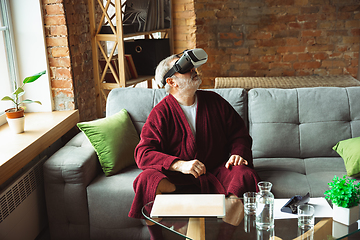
[[345, 88, 353, 137], [296, 89, 301, 158]]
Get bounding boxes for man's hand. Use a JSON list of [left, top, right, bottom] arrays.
[[169, 159, 206, 178], [225, 155, 248, 169]]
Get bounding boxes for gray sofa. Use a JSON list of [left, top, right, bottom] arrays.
[[44, 87, 360, 240]]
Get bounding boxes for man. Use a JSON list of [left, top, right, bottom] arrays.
[[128, 50, 260, 239]]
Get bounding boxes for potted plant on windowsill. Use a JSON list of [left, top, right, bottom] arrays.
[[324, 175, 360, 225], [1, 70, 46, 133]]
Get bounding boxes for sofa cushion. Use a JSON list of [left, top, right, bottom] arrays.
[[333, 137, 360, 177], [77, 109, 139, 176], [254, 157, 347, 198], [248, 87, 360, 159], [87, 166, 149, 239], [210, 88, 249, 126], [254, 158, 309, 198], [106, 88, 166, 135], [106, 88, 248, 134]]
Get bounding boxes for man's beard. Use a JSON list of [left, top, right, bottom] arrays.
[[177, 71, 202, 95]]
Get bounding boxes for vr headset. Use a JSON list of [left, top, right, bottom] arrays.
[[162, 48, 208, 86]]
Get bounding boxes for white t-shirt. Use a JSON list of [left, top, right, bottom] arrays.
[[179, 97, 197, 137]]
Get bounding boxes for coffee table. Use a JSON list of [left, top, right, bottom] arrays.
[[142, 197, 360, 240]]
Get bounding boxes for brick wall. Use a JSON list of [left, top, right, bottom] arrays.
[[42, 0, 359, 116], [43, 0, 74, 110], [193, 0, 360, 88], [173, 0, 197, 54], [63, 0, 97, 121], [43, 0, 97, 121]]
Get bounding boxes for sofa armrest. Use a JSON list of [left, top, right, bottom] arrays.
[[43, 132, 100, 240]]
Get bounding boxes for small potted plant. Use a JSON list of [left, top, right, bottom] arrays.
[[1, 70, 46, 133], [324, 175, 360, 225]]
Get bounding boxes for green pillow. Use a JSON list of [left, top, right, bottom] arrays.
[[77, 109, 139, 176], [333, 137, 360, 177]]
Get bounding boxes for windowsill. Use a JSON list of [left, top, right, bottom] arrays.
[[0, 113, 7, 126], [0, 110, 79, 185]]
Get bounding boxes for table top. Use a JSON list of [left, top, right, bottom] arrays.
[[142, 197, 360, 240]]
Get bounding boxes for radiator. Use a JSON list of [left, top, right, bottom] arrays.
[[0, 156, 47, 240]]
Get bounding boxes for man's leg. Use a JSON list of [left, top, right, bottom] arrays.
[[146, 178, 176, 225], [156, 178, 176, 195], [130, 170, 176, 218], [146, 178, 176, 240], [214, 165, 260, 197], [129, 170, 176, 239]]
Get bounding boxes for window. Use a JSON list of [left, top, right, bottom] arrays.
[[0, 0, 18, 124], [1, 0, 53, 126]]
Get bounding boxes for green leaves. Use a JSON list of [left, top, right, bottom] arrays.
[[23, 70, 46, 84], [324, 175, 360, 208], [22, 99, 42, 105], [13, 87, 24, 97], [1, 96, 15, 102], [1, 70, 46, 111]]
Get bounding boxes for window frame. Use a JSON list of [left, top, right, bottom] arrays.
[[1, 0, 54, 126], [0, 0, 18, 125]]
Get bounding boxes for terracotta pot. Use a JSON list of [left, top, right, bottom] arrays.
[[5, 108, 25, 134], [5, 108, 24, 119]]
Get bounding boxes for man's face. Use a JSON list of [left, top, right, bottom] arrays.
[[170, 59, 202, 92]]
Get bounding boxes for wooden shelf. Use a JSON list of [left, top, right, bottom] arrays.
[[126, 75, 153, 86], [124, 28, 171, 38], [97, 28, 171, 40], [0, 110, 79, 185], [101, 76, 153, 90], [88, 0, 173, 118], [95, 34, 117, 41]]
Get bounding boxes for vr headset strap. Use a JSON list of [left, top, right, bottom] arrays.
[[162, 64, 180, 85]]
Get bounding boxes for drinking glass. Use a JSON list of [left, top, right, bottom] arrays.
[[243, 192, 257, 215], [298, 204, 315, 230]]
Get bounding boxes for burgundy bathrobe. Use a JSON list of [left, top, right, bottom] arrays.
[[128, 90, 260, 219]]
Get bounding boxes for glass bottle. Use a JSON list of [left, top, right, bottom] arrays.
[[256, 181, 274, 230]]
